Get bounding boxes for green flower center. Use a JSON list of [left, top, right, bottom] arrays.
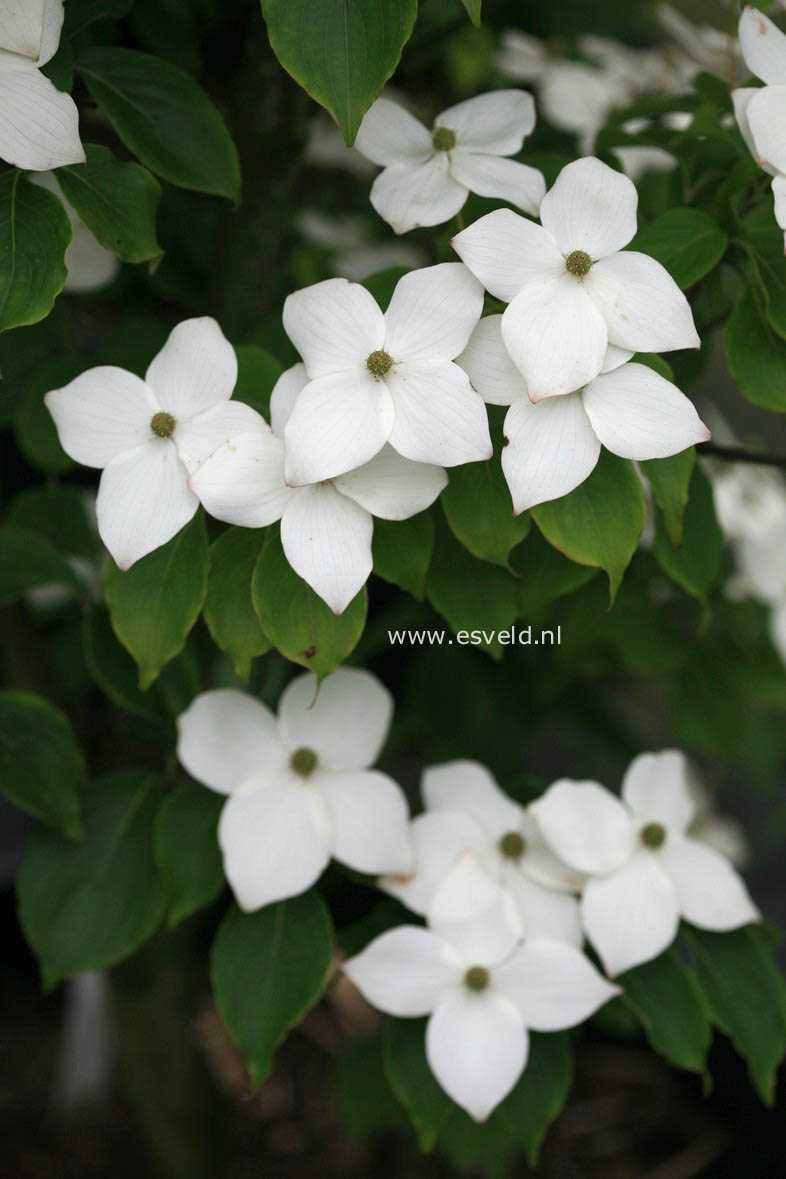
[[564, 249, 593, 278], [366, 349, 393, 379], [432, 126, 456, 152], [290, 747, 318, 778], [498, 831, 526, 861], [464, 965, 490, 992], [150, 411, 176, 438], [640, 821, 666, 849]]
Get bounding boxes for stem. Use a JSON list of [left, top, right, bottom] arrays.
[[454, 209, 465, 232], [698, 442, 786, 470]]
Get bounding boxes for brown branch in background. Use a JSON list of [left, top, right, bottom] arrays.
[[698, 442, 786, 470]]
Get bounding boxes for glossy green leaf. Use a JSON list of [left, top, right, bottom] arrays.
[[0, 170, 71, 332], [459, 0, 482, 27], [372, 513, 434, 599], [442, 459, 530, 567], [653, 465, 722, 603], [383, 1017, 453, 1151], [82, 607, 165, 724], [154, 783, 224, 927], [0, 527, 81, 606], [55, 144, 162, 263], [619, 949, 711, 1075], [497, 1032, 572, 1165], [639, 447, 695, 545], [725, 292, 786, 412], [0, 690, 84, 838], [512, 525, 597, 615], [629, 208, 727, 289], [204, 527, 271, 682]]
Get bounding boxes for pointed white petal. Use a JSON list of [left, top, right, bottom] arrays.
[[270, 363, 308, 437], [495, 939, 619, 1028], [659, 836, 760, 930], [145, 317, 237, 419], [174, 399, 268, 473], [344, 926, 462, 1016], [539, 156, 638, 257], [581, 852, 680, 975], [581, 362, 709, 460], [455, 314, 525, 406], [773, 174, 786, 239], [280, 482, 373, 613], [518, 811, 586, 892], [44, 367, 159, 468], [586, 252, 701, 352], [37, 0, 63, 65], [176, 689, 285, 794], [381, 810, 494, 916], [503, 872, 583, 947], [422, 760, 522, 839], [188, 430, 292, 527], [319, 768, 412, 875], [428, 855, 522, 967], [437, 89, 537, 155], [62, 219, 120, 293], [426, 992, 528, 1122], [282, 278, 385, 377], [621, 750, 696, 833], [385, 359, 492, 467], [772, 596, 786, 663], [449, 153, 545, 216], [0, 0, 46, 60], [746, 85, 786, 173], [277, 666, 393, 771], [501, 392, 600, 514], [0, 59, 83, 170], [531, 780, 636, 875], [333, 444, 446, 520], [369, 154, 467, 234], [732, 88, 764, 166], [600, 343, 635, 373], [451, 208, 564, 302], [501, 278, 608, 398], [738, 7, 786, 85], [383, 263, 484, 362], [218, 776, 333, 910], [612, 146, 677, 182], [96, 441, 197, 569], [354, 97, 433, 166], [283, 371, 394, 486]]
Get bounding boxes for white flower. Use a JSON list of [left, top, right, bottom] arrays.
[[452, 157, 700, 399], [177, 669, 412, 911], [30, 171, 119, 293], [190, 363, 447, 614], [280, 264, 491, 485], [658, 6, 742, 82], [531, 751, 760, 976], [353, 91, 545, 234], [345, 855, 618, 1122], [687, 775, 750, 870], [381, 760, 583, 946], [458, 315, 708, 513], [711, 463, 786, 602], [0, 0, 84, 169], [733, 7, 786, 248], [45, 318, 262, 569], [611, 145, 678, 182]]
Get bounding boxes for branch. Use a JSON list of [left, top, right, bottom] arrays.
[[698, 442, 786, 470]]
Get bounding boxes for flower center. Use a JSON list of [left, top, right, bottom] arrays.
[[150, 411, 176, 438], [464, 965, 490, 992], [564, 249, 593, 278], [640, 821, 666, 849], [290, 747, 318, 778], [366, 349, 393, 379], [432, 126, 456, 152], [498, 831, 526, 861]]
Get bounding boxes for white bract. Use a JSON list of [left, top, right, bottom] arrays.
[[345, 856, 617, 1122], [452, 157, 700, 399], [190, 363, 446, 614], [532, 751, 760, 976], [177, 669, 412, 911], [382, 760, 582, 946], [0, 0, 84, 169], [280, 264, 491, 486], [354, 91, 545, 234], [45, 318, 261, 569], [31, 171, 119, 293], [458, 315, 709, 513]]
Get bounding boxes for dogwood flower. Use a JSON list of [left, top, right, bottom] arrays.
[[177, 669, 412, 911], [31, 172, 119, 293], [381, 761, 582, 946], [353, 91, 545, 234], [190, 364, 447, 614], [45, 318, 261, 569], [0, 0, 84, 170], [531, 752, 760, 976], [457, 315, 709, 513], [345, 855, 618, 1121], [280, 265, 491, 486], [452, 157, 700, 398]]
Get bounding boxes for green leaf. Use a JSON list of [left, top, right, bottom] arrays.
[[0, 527, 81, 606], [442, 459, 530, 567], [531, 451, 646, 601], [361, 266, 410, 310], [105, 514, 209, 690], [619, 949, 711, 1075], [54, 144, 162, 264], [76, 48, 241, 202], [426, 520, 517, 657], [653, 465, 722, 604], [204, 527, 271, 682], [260, 0, 419, 144], [459, 0, 482, 27], [497, 1032, 572, 1165], [0, 690, 84, 838], [14, 355, 83, 473], [64, 0, 132, 35], [17, 769, 166, 989], [0, 170, 71, 332], [629, 208, 727, 289], [251, 531, 367, 678], [372, 513, 434, 599], [82, 607, 165, 724], [383, 1017, 453, 1150], [337, 1037, 408, 1141], [232, 345, 283, 418], [639, 447, 695, 545], [154, 783, 224, 927], [512, 526, 597, 615], [686, 925, 786, 1104], [725, 291, 786, 412], [210, 894, 334, 1086], [5, 486, 99, 559]]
